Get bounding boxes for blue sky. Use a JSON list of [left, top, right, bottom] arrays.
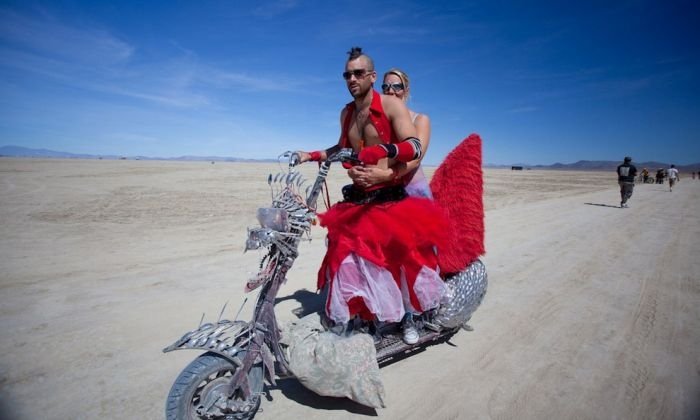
[[1, 1, 698, 165]]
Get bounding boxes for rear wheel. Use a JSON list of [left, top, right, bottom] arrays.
[[166, 352, 263, 420]]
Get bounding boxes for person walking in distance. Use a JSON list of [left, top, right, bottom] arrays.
[[655, 168, 665, 184], [667, 164, 680, 192], [617, 156, 637, 208]]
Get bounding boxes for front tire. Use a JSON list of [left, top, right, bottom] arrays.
[[166, 352, 263, 420]]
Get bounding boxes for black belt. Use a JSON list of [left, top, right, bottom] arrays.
[[341, 184, 407, 205]]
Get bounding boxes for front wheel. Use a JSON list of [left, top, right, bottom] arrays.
[[166, 352, 263, 420]]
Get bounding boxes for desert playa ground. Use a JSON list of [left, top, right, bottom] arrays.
[[1, 158, 698, 419]]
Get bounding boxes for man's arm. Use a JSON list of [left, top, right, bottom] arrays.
[[385, 95, 417, 140], [358, 95, 422, 165], [387, 113, 432, 179]]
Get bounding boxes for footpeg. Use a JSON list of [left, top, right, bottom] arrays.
[[424, 321, 441, 332]]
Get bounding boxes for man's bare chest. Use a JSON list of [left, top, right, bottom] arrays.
[[347, 108, 383, 150]]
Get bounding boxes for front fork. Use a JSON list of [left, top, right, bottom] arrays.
[[226, 284, 291, 400], [163, 265, 292, 401]]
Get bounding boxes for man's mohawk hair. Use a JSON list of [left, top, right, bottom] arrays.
[[347, 46, 363, 60], [346, 46, 374, 70]]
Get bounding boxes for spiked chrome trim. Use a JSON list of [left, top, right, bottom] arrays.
[[163, 320, 252, 360]]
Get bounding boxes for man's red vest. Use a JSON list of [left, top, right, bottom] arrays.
[[340, 90, 399, 149]]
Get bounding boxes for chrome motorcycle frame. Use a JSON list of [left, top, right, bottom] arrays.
[[163, 149, 356, 402]]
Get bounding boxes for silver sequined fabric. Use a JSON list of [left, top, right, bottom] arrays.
[[434, 259, 488, 329]]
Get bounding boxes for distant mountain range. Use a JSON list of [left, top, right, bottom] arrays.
[[486, 159, 700, 172], [1, 145, 698, 171], [0, 145, 276, 163]]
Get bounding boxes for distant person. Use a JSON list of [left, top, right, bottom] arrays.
[[692, 171, 696, 180], [617, 156, 637, 208], [667, 164, 679, 192], [641, 168, 649, 183], [655, 168, 665, 184]]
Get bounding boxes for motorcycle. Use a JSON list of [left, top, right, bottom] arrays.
[[163, 147, 488, 419]]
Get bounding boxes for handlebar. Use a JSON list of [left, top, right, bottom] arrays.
[[278, 148, 359, 209]]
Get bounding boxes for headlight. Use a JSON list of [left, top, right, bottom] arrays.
[[256, 207, 289, 232], [244, 228, 267, 251]]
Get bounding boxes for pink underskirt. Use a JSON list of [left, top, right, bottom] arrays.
[[326, 253, 446, 324]]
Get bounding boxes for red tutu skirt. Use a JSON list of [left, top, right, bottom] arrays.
[[317, 196, 449, 323]]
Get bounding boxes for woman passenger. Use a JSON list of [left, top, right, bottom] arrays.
[[349, 68, 432, 199], [348, 68, 435, 344]]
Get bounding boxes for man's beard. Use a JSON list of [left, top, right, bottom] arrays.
[[349, 82, 371, 99]]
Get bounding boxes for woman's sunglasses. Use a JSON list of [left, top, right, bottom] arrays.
[[381, 83, 404, 93]]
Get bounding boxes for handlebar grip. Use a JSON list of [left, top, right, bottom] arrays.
[[342, 155, 362, 165], [329, 148, 361, 165]]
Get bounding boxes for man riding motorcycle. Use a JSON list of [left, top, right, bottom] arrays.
[[296, 47, 447, 343]]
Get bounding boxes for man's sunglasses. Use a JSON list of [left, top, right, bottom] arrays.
[[343, 69, 372, 80], [381, 83, 404, 93]]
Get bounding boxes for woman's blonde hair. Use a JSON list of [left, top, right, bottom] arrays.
[[383, 68, 410, 100]]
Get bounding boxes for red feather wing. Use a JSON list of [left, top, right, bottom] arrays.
[[429, 133, 485, 273]]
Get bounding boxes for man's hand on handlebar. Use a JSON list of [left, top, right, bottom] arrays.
[[291, 151, 311, 166], [292, 150, 324, 165]]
